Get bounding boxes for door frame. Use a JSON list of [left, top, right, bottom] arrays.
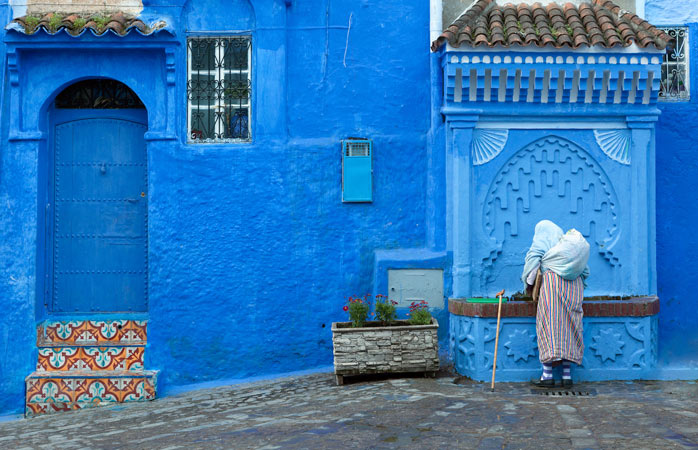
[[44, 108, 149, 314]]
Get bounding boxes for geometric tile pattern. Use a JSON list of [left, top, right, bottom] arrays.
[[37, 346, 144, 372], [27, 319, 156, 417], [38, 320, 147, 345], [25, 372, 157, 417]]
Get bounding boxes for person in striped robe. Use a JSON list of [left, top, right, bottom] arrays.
[[522, 220, 590, 388]]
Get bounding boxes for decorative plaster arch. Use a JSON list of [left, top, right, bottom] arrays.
[[480, 135, 621, 284]]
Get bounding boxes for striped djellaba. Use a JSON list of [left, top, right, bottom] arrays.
[[536, 270, 585, 364]]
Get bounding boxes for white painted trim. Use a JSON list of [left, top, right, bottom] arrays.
[[445, 43, 663, 54], [475, 121, 628, 130], [429, 0, 443, 43]]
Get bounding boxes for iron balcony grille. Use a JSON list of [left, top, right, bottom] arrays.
[[187, 36, 252, 143], [658, 27, 690, 101]]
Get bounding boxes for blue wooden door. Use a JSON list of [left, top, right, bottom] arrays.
[[50, 110, 148, 312]]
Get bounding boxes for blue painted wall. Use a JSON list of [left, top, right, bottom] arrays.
[[652, 23, 698, 374], [1, 0, 697, 416], [642, 6, 698, 374], [0, 0, 433, 415]]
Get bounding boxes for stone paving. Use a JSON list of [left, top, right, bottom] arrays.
[[0, 371, 697, 449]]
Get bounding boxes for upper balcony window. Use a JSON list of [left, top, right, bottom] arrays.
[[658, 27, 690, 101], [187, 36, 252, 143]]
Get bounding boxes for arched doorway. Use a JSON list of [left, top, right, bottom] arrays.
[[47, 79, 148, 313]]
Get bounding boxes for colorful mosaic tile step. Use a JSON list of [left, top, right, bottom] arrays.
[[25, 371, 157, 417], [37, 320, 147, 345], [37, 346, 144, 372]]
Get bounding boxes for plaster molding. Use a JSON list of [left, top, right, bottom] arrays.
[[594, 129, 632, 165], [8, 131, 46, 142], [7, 49, 19, 87], [445, 42, 664, 55], [165, 48, 176, 86], [477, 121, 627, 130], [446, 114, 479, 129], [471, 129, 507, 165]]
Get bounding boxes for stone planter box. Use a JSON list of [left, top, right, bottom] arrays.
[[331, 319, 439, 385]]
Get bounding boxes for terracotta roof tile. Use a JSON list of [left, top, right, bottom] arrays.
[[10, 12, 166, 36], [431, 0, 672, 51]]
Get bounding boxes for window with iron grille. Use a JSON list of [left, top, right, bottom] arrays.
[[658, 27, 690, 101], [187, 36, 252, 142]]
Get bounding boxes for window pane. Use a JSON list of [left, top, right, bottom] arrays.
[[189, 108, 215, 141], [188, 74, 217, 106], [223, 75, 250, 104], [189, 39, 216, 71], [222, 39, 250, 70]]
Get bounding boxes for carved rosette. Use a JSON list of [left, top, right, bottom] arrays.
[[590, 328, 625, 362], [504, 329, 537, 362]]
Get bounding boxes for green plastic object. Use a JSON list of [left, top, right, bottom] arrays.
[[466, 297, 508, 303]]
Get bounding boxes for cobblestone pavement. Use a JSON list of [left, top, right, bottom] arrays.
[[1, 372, 697, 449]]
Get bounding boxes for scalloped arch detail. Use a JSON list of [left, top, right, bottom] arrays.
[[472, 129, 508, 165], [594, 129, 631, 165]]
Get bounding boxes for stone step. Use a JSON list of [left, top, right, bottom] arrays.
[[37, 319, 147, 346], [37, 345, 145, 372], [25, 370, 157, 417]]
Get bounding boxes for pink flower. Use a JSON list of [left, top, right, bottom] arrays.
[[343, 306, 348, 311]]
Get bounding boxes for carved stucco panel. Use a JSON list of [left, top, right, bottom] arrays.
[[478, 135, 622, 294]]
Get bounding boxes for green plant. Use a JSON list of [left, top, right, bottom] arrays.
[[92, 14, 110, 31], [344, 295, 371, 328], [47, 14, 62, 33], [408, 300, 432, 325], [375, 295, 398, 325], [24, 15, 40, 33], [72, 17, 87, 30]]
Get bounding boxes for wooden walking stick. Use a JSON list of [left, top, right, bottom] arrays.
[[490, 289, 505, 392]]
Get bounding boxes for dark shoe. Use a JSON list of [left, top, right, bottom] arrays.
[[530, 379, 556, 388], [561, 379, 573, 388]]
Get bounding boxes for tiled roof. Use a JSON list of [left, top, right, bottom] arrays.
[[431, 0, 672, 51], [9, 12, 167, 37]]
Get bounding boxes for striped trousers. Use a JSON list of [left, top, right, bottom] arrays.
[[536, 270, 584, 364]]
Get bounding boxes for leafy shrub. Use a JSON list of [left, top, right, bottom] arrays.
[[24, 16, 39, 33], [47, 14, 62, 32], [408, 300, 432, 325], [344, 295, 371, 328], [375, 295, 397, 325]]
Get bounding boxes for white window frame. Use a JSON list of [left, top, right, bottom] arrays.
[[187, 36, 252, 143]]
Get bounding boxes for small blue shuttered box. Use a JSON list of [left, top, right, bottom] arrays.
[[342, 139, 372, 202]]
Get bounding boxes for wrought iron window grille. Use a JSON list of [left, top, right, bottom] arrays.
[[55, 79, 145, 109], [187, 36, 252, 143], [658, 27, 690, 102]]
